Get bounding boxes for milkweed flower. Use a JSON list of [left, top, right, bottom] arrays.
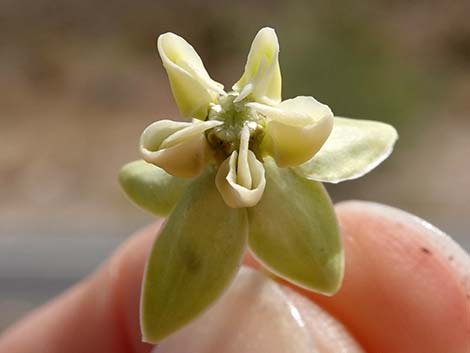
[[119, 27, 398, 343]]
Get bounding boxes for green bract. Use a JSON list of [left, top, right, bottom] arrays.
[[119, 27, 398, 343], [248, 158, 342, 294], [140, 167, 247, 342], [119, 160, 188, 216]]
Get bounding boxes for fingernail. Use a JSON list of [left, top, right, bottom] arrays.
[[152, 266, 363, 353], [337, 201, 470, 295]]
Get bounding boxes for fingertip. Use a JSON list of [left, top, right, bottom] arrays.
[[309, 200, 470, 353], [279, 284, 365, 353], [336, 200, 470, 294], [153, 267, 364, 353], [96, 221, 163, 353]]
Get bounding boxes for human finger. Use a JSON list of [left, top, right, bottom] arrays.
[[302, 201, 470, 353]]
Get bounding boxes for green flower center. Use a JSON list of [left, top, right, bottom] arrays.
[[206, 93, 265, 160]]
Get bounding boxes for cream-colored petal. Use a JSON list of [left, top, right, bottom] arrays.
[[247, 96, 332, 127], [161, 119, 222, 148], [140, 119, 221, 178], [158, 33, 225, 119], [233, 27, 281, 105], [250, 96, 334, 167], [215, 146, 266, 209]]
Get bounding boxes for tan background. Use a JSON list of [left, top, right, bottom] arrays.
[[1, 0, 469, 330]]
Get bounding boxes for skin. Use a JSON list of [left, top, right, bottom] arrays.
[[0, 201, 468, 353]]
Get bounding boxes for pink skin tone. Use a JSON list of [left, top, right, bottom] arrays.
[[0, 201, 468, 353]]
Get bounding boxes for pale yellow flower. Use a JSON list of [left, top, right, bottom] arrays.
[[120, 27, 398, 343]]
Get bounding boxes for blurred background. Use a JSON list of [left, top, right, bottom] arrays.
[[1, 0, 469, 331]]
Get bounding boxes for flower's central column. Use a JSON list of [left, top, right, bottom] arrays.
[[206, 93, 265, 161]]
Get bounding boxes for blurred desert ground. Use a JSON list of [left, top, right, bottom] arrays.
[[0, 0, 469, 330]]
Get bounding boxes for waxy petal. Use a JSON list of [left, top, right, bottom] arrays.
[[140, 119, 222, 178], [249, 96, 333, 167], [119, 160, 189, 216], [233, 27, 281, 105], [248, 158, 344, 295], [295, 117, 398, 183], [215, 126, 266, 208], [141, 168, 248, 342], [158, 33, 225, 119]]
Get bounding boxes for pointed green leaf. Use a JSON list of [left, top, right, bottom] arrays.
[[295, 117, 398, 183], [119, 160, 189, 216], [141, 168, 248, 343], [248, 158, 343, 295]]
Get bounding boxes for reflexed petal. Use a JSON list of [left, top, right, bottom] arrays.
[[119, 160, 188, 216], [295, 117, 398, 183], [141, 168, 248, 342], [249, 96, 333, 167], [248, 158, 343, 295], [158, 33, 225, 119], [215, 127, 266, 208], [215, 151, 266, 208], [140, 119, 222, 178], [233, 27, 281, 105]]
